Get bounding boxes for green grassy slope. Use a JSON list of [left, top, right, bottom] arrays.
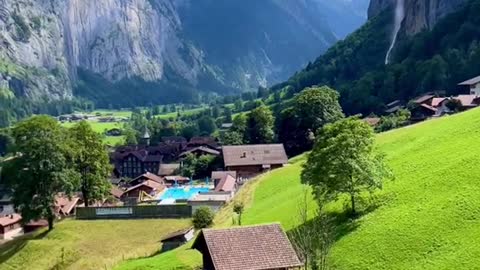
[[330, 109, 480, 269], [0, 219, 190, 270], [117, 108, 480, 270]]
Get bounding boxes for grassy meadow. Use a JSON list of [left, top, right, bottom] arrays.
[[0, 219, 191, 270], [61, 121, 125, 146], [116, 108, 480, 270]]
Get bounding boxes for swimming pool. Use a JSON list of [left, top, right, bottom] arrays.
[[160, 187, 210, 200]]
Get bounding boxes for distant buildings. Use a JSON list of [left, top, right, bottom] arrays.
[[222, 144, 288, 178], [459, 75, 480, 96]]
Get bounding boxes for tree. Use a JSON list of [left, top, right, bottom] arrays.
[[279, 86, 343, 156], [197, 116, 216, 135], [221, 131, 244, 145], [180, 153, 197, 179], [2, 116, 80, 230], [288, 188, 335, 270], [223, 107, 233, 123], [245, 104, 274, 144], [192, 206, 214, 229], [0, 130, 13, 156], [124, 127, 138, 145], [301, 118, 392, 216], [212, 106, 220, 119], [69, 121, 112, 207], [233, 202, 244, 225], [234, 99, 243, 112]]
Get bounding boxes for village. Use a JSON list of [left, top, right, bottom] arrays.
[[0, 74, 479, 269]]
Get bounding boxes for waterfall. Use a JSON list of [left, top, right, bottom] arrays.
[[385, 0, 405, 65]]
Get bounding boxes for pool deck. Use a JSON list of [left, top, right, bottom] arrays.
[[156, 185, 214, 201]]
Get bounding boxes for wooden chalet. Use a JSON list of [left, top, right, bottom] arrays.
[[192, 224, 302, 270], [179, 146, 221, 158], [459, 75, 480, 96], [0, 214, 22, 240], [222, 144, 288, 178]]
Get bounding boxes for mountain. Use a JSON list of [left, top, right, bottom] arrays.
[[0, 0, 368, 108], [273, 0, 478, 115]]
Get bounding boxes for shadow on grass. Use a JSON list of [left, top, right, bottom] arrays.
[[0, 228, 51, 264]]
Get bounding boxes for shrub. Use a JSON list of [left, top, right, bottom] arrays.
[[192, 206, 214, 229]]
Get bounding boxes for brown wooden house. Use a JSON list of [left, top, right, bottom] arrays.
[[121, 180, 164, 200], [222, 144, 288, 179], [192, 224, 302, 270]]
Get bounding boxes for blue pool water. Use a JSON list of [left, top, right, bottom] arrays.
[[160, 187, 210, 200]]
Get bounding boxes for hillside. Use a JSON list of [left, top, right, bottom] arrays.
[[0, 0, 369, 108], [0, 219, 191, 270], [118, 108, 480, 269], [273, 0, 479, 115]]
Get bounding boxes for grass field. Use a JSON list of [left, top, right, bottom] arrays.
[[61, 121, 125, 146], [0, 219, 191, 270], [116, 108, 480, 270]]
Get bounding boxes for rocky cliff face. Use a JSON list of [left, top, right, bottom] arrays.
[[0, 0, 365, 104], [368, 0, 467, 35]]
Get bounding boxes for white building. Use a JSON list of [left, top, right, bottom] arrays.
[[459, 75, 480, 96]]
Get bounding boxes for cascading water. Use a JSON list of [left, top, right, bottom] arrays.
[[385, 0, 405, 65]]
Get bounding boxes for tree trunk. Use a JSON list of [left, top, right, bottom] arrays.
[[82, 186, 89, 207], [350, 193, 356, 216], [47, 215, 54, 231]]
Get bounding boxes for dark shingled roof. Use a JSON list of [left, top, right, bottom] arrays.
[[192, 223, 302, 270], [222, 144, 288, 167]]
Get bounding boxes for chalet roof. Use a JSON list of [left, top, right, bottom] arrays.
[[222, 144, 288, 167], [192, 224, 302, 270], [161, 227, 194, 242], [459, 75, 480, 86], [158, 164, 180, 176], [211, 171, 237, 181], [179, 146, 221, 157], [110, 186, 125, 199], [214, 174, 236, 192], [0, 214, 22, 227], [132, 172, 164, 184], [431, 97, 448, 107], [413, 94, 435, 104], [124, 180, 164, 194], [188, 137, 219, 148], [55, 195, 80, 215], [454, 95, 480, 107]]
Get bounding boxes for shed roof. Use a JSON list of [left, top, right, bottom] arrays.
[[431, 97, 448, 107], [0, 214, 22, 227], [55, 195, 80, 215], [132, 172, 164, 184], [211, 171, 237, 181], [192, 223, 302, 270], [124, 180, 164, 194], [222, 144, 288, 167], [161, 227, 194, 242], [459, 75, 480, 86], [454, 95, 480, 107], [214, 175, 236, 192]]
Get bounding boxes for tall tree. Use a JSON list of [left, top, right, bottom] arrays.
[[279, 86, 344, 156], [2, 116, 80, 230], [69, 121, 112, 207], [223, 107, 233, 123], [245, 104, 274, 144], [301, 118, 392, 216], [197, 116, 217, 135]]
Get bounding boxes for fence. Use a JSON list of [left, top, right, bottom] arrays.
[[76, 205, 192, 220]]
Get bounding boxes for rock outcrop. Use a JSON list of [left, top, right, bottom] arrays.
[[0, 0, 366, 103], [368, 0, 467, 35]]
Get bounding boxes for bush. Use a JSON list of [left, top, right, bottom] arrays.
[[192, 206, 214, 229]]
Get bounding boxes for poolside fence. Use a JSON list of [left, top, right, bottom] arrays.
[[76, 205, 192, 220]]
